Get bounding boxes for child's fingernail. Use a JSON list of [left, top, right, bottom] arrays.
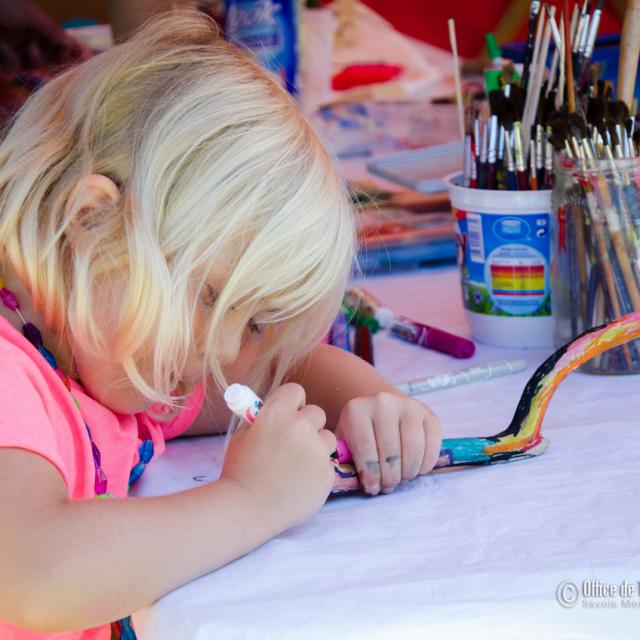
[[382, 487, 393, 494], [369, 484, 380, 494]]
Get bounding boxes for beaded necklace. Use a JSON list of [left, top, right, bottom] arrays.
[[0, 275, 151, 640]]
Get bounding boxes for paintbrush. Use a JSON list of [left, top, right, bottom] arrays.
[[545, 6, 563, 95], [500, 95, 517, 190], [536, 122, 545, 185], [504, 128, 517, 190], [472, 111, 480, 188], [487, 90, 503, 189], [513, 122, 528, 190], [583, 0, 605, 72], [573, 0, 589, 54], [555, 12, 567, 111], [464, 106, 475, 187], [544, 125, 555, 188], [522, 0, 543, 90], [564, 192, 580, 335], [524, 5, 555, 151], [497, 123, 507, 189], [529, 138, 539, 190], [576, 0, 592, 75], [478, 101, 490, 189]]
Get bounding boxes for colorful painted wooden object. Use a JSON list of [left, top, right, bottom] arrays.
[[330, 310, 640, 495]]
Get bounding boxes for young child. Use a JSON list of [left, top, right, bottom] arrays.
[[0, 11, 442, 638]]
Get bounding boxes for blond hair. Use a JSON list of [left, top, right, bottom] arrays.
[[0, 11, 355, 413]]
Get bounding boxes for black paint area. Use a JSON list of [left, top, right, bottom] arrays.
[[491, 322, 607, 441]]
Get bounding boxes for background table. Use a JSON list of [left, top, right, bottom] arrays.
[[131, 266, 640, 640]]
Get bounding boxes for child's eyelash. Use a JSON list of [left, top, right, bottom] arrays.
[[202, 286, 262, 334], [248, 318, 263, 334]]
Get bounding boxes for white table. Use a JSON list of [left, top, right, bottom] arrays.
[[132, 266, 640, 640]]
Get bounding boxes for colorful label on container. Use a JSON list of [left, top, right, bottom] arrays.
[[453, 208, 551, 317], [225, 0, 299, 94]]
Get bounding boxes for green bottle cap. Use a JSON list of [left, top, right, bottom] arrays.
[[485, 33, 502, 61]]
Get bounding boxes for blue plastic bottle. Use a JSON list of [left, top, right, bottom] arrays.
[[224, 0, 300, 94]]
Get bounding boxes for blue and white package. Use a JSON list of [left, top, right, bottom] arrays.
[[224, 0, 300, 94], [455, 209, 552, 318]]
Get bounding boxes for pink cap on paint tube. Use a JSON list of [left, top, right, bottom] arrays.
[[334, 438, 353, 464], [423, 325, 476, 359]]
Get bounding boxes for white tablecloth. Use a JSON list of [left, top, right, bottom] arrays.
[[131, 266, 640, 640]]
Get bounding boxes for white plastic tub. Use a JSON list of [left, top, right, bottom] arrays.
[[446, 173, 554, 348]]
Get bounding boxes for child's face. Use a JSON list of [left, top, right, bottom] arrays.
[[70, 278, 259, 415]]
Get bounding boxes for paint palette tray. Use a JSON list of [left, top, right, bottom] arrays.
[[367, 141, 463, 193]]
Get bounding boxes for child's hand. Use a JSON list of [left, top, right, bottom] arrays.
[[220, 383, 337, 534], [335, 392, 442, 496]]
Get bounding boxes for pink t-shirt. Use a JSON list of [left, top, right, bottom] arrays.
[[0, 316, 205, 639]]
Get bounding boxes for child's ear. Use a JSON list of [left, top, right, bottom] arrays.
[[64, 174, 120, 235]]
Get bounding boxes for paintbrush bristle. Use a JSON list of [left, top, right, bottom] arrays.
[[488, 89, 504, 117], [510, 85, 526, 122], [465, 106, 475, 136], [608, 121, 621, 148], [586, 96, 605, 127], [607, 100, 629, 125], [568, 112, 589, 140], [500, 96, 516, 131], [547, 115, 573, 151]]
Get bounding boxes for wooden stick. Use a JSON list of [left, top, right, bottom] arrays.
[[617, 0, 640, 110], [563, 0, 576, 113], [448, 18, 465, 142]]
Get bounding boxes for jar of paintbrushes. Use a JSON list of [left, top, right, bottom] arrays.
[[551, 153, 640, 374]]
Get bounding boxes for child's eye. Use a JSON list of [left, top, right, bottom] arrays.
[[202, 285, 218, 308]]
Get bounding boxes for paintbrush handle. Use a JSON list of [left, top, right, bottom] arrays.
[[516, 170, 529, 191], [573, 206, 588, 320], [486, 163, 497, 190], [617, 0, 640, 109], [522, 0, 542, 90]]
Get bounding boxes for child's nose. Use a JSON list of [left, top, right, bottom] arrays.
[[189, 332, 241, 368], [217, 334, 241, 365]]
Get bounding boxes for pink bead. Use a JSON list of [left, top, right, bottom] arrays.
[[0, 288, 19, 311], [95, 467, 108, 495]]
